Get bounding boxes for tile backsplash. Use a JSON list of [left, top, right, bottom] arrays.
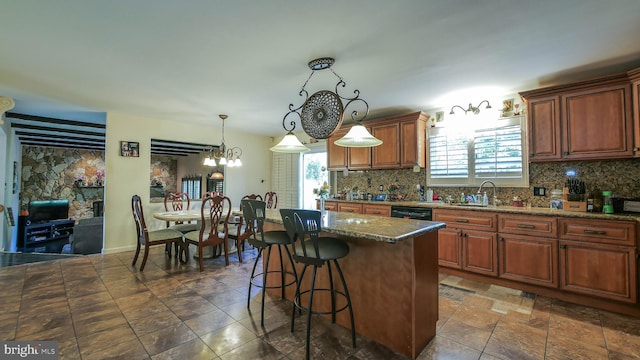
[[335, 158, 640, 207]]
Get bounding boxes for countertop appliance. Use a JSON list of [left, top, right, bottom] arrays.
[[611, 197, 640, 213], [390, 205, 432, 220]]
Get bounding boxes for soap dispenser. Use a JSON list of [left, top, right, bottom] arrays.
[[426, 188, 433, 203], [482, 192, 489, 206]]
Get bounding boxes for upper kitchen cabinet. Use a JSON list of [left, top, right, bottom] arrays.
[[629, 66, 640, 157], [327, 111, 427, 170], [521, 73, 633, 162], [327, 128, 348, 170]]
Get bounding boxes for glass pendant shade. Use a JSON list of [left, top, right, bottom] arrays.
[[233, 158, 242, 167], [218, 157, 227, 165], [227, 159, 235, 167], [270, 132, 310, 153], [334, 124, 383, 147]]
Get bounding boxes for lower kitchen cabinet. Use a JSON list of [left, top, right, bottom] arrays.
[[321, 200, 338, 212], [498, 233, 559, 288], [434, 208, 497, 274], [337, 202, 363, 214], [463, 229, 498, 276], [362, 203, 391, 216], [438, 227, 462, 269], [560, 240, 637, 303]]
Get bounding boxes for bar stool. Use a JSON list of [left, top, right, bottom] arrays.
[[280, 209, 356, 360], [242, 199, 298, 326]]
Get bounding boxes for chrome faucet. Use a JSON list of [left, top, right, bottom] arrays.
[[477, 180, 498, 206]]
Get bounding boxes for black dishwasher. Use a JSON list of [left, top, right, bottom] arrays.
[[390, 206, 432, 220]]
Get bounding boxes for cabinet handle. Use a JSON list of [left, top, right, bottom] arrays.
[[517, 224, 535, 229], [560, 244, 567, 249], [563, 151, 570, 156], [456, 219, 469, 223], [583, 229, 606, 235]]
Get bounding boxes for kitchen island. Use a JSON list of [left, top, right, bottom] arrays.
[[262, 209, 445, 359]]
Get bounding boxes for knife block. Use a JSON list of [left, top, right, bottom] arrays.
[[562, 187, 586, 212]]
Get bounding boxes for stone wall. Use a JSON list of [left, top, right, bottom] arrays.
[[21, 146, 105, 219], [150, 155, 177, 198], [335, 158, 640, 207]]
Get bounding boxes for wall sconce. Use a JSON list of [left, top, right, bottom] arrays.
[[449, 100, 492, 115], [270, 57, 381, 152]]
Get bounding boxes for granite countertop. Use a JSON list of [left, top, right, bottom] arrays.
[[323, 199, 640, 222], [264, 209, 445, 244]]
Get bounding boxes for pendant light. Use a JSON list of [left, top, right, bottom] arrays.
[[211, 114, 243, 166], [272, 57, 381, 152]]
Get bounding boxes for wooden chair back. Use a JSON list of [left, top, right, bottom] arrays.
[[131, 194, 149, 245], [264, 191, 278, 209]]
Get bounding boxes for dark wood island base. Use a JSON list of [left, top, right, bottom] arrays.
[[263, 210, 444, 359]]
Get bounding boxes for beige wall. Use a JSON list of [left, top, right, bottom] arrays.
[[104, 112, 273, 253]]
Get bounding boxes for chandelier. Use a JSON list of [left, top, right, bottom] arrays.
[[270, 57, 382, 153], [449, 100, 492, 115], [203, 114, 243, 167]]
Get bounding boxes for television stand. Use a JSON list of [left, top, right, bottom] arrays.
[[22, 219, 75, 253]]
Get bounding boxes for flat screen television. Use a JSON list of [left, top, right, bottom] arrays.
[[28, 200, 70, 224]]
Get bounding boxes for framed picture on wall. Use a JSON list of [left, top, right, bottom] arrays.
[[120, 141, 139, 157]]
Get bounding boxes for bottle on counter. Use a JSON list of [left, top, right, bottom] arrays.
[[460, 192, 465, 204], [426, 188, 433, 203], [603, 191, 614, 214], [482, 192, 489, 206]]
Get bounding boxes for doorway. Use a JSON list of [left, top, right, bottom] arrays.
[[301, 148, 329, 209]]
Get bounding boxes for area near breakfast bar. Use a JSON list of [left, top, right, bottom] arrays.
[[261, 209, 445, 359]]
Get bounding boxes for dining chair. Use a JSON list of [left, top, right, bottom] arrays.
[[131, 194, 186, 271], [163, 192, 198, 256], [228, 194, 263, 255], [183, 194, 233, 271], [242, 199, 298, 326], [280, 208, 356, 360], [264, 191, 278, 209]]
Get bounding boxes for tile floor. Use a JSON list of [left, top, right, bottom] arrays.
[[1, 246, 639, 359]]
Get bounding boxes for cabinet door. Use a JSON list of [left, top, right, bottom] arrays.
[[527, 95, 561, 161], [560, 240, 637, 303], [630, 72, 640, 156], [499, 233, 558, 288], [337, 203, 362, 214], [561, 83, 633, 160], [362, 204, 391, 217], [347, 127, 372, 169], [400, 119, 426, 168], [372, 122, 400, 168], [438, 228, 462, 269], [327, 129, 348, 170], [462, 229, 498, 276]]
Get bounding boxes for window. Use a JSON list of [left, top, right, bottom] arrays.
[[181, 175, 202, 199], [427, 116, 528, 187]]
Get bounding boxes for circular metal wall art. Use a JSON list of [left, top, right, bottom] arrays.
[[300, 90, 344, 139]]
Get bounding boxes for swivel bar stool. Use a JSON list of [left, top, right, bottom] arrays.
[[242, 199, 298, 326], [280, 209, 356, 360]]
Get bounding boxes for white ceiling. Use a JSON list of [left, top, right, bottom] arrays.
[[1, 0, 640, 136]]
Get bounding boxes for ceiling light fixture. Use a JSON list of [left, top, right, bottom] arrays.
[[270, 57, 382, 152], [204, 114, 243, 167], [449, 100, 492, 115]]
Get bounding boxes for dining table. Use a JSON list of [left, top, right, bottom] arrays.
[[153, 208, 243, 258]]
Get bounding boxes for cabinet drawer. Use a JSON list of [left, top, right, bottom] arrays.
[[498, 214, 557, 237], [362, 204, 391, 217], [558, 218, 636, 246], [433, 209, 497, 231], [337, 203, 363, 214]]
